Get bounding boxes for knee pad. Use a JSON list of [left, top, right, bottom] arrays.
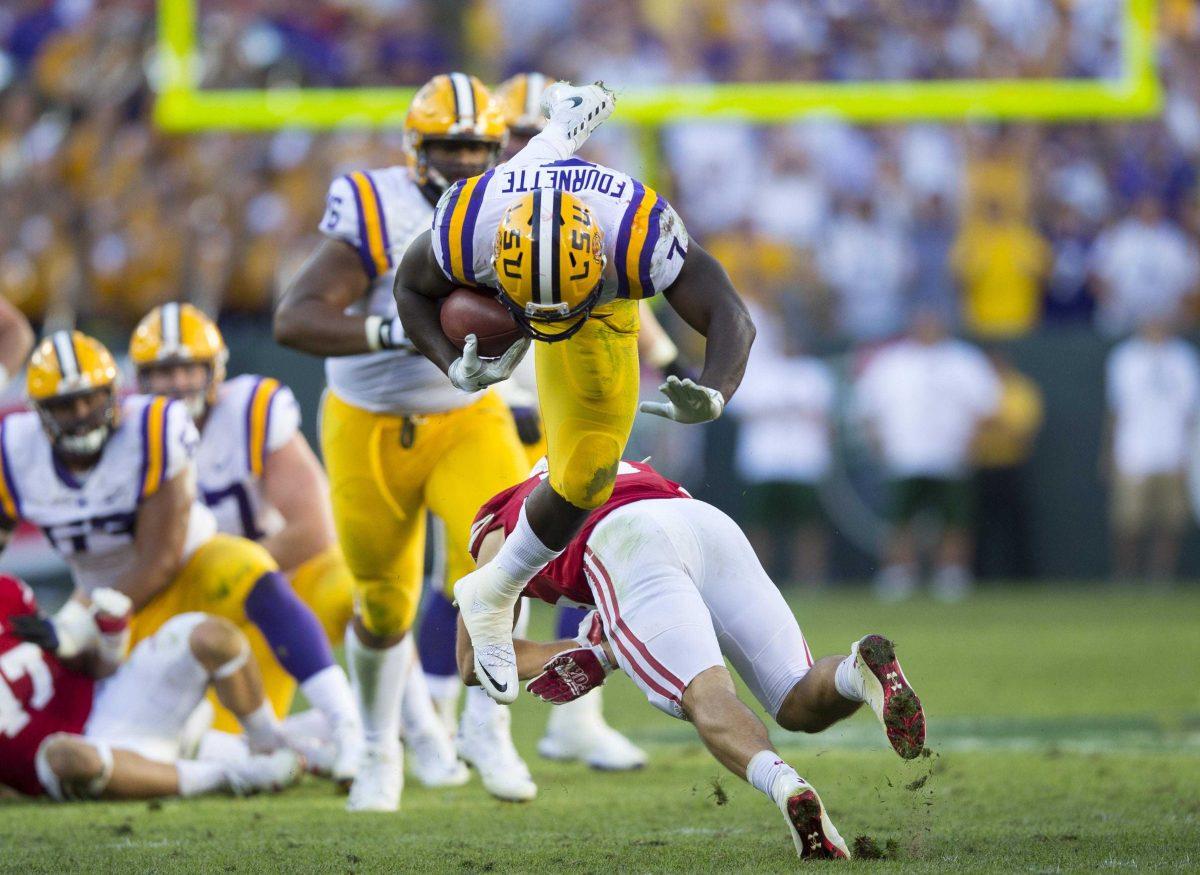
[[553, 432, 621, 510], [353, 577, 419, 639], [35, 735, 113, 801]]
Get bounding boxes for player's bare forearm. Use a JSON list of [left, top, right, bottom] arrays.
[[259, 435, 337, 572], [274, 240, 375, 356], [394, 230, 461, 373], [116, 472, 193, 611], [662, 242, 755, 402]]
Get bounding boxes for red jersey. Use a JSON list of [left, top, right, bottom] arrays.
[[0, 575, 95, 796], [469, 460, 690, 606]]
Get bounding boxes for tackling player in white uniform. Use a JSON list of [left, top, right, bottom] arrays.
[[458, 460, 927, 861], [0, 574, 302, 801], [0, 331, 362, 780]]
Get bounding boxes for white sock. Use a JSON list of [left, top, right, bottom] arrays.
[[177, 759, 227, 797], [746, 750, 801, 805], [238, 701, 284, 752], [401, 640, 444, 740], [345, 625, 410, 747], [490, 503, 563, 600], [833, 649, 867, 703], [300, 664, 359, 730], [424, 672, 462, 703], [462, 683, 500, 727]]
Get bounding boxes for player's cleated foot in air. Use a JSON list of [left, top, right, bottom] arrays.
[[853, 634, 926, 760], [225, 749, 304, 797], [458, 709, 537, 802], [454, 567, 520, 704], [779, 778, 850, 860], [407, 729, 469, 789], [346, 740, 403, 812], [540, 80, 616, 153]]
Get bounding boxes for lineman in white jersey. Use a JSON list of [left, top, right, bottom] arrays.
[[131, 302, 466, 788], [0, 332, 362, 779]]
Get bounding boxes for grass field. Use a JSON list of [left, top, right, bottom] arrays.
[[2, 587, 1197, 873]]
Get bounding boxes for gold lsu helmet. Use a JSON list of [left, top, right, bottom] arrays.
[[405, 72, 507, 191], [130, 302, 228, 420], [27, 330, 120, 458], [492, 189, 606, 343], [493, 72, 553, 137]]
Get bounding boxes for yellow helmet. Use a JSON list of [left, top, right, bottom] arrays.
[[26, 330, 120, 459], [493, 72, 553, 137], [405, 72, 507, 191], [492, 189, 606, 343], [130, 302, 228, 420]]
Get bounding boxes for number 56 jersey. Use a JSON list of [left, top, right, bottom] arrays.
[[431, 156, 690, 303], [0, 395, 217, 595]]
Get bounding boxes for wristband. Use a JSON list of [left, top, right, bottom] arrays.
[[364, 315, 384, 351]]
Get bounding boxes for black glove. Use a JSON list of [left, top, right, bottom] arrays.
[[510, 406, 543, 447], [11, 613, 60, 652]]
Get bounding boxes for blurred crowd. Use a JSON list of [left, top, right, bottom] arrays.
[[3, 0, 1200, 588]]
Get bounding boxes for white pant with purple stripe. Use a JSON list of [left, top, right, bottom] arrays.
[[583, 499, 813, 720]]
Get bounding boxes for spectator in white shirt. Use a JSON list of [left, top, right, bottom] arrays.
[[818, 197, 913, 343], [1090, 196, 1200, 336], [730, 301, 835, 586], [855, 309, 1000, 600], [1103, 317, 1200, 581]]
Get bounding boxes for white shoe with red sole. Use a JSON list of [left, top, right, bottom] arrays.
[[853, 634, 926, 760], [779, 779, 850, 860]]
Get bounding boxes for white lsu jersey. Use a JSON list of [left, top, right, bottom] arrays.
[[320, 165, 473, 415], [431, 156, 690, 303], [0, 395, 217, 595], [196, 375, 301, 541]]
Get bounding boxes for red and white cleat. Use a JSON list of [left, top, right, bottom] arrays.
[[853, 634, 926, 760], [779, 779, 850, 860]]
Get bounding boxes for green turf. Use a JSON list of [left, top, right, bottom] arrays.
[[2, 587, 1198, 873]]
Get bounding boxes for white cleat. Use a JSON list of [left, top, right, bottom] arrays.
[[540, 80, 616, 152], [457, 708, 537, 802], [331, 718, 365, 788], [778, 777, 850, 860], [346, 741, 403, 812], [224, 749, 304, 797], [454, 567, 520, 704], [407, 730, 469, 788], [537, 694, 647, 771]]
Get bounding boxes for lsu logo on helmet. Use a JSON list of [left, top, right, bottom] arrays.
[[130, 302, 228, 421], [405, 72, 507, 190], [26, 330, 120, 459], [492, 189, 606, 343]]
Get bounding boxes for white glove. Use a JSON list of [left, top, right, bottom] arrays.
[[91, 588, 132, 626], [448, 334, 530, 393], [639, 375, 725, 424]]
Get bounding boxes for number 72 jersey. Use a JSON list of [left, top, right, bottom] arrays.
[[431, 156, 690, 302]]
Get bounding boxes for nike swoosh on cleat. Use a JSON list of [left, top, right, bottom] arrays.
[[479, 663, 508, 693], [566, 96, 583, 107]]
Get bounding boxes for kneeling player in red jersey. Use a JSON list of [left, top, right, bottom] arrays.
[[457, 461, 926, 861], [0, 574, 302, 801]]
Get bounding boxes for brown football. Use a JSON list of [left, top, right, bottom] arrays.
[[439, 287, 523, 357]]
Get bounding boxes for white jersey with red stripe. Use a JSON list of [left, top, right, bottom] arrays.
[[0, 395, 216, 595], [319, 165, 474, 415], [430, 156, 690, 304], [196, 375, 300, 541]]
